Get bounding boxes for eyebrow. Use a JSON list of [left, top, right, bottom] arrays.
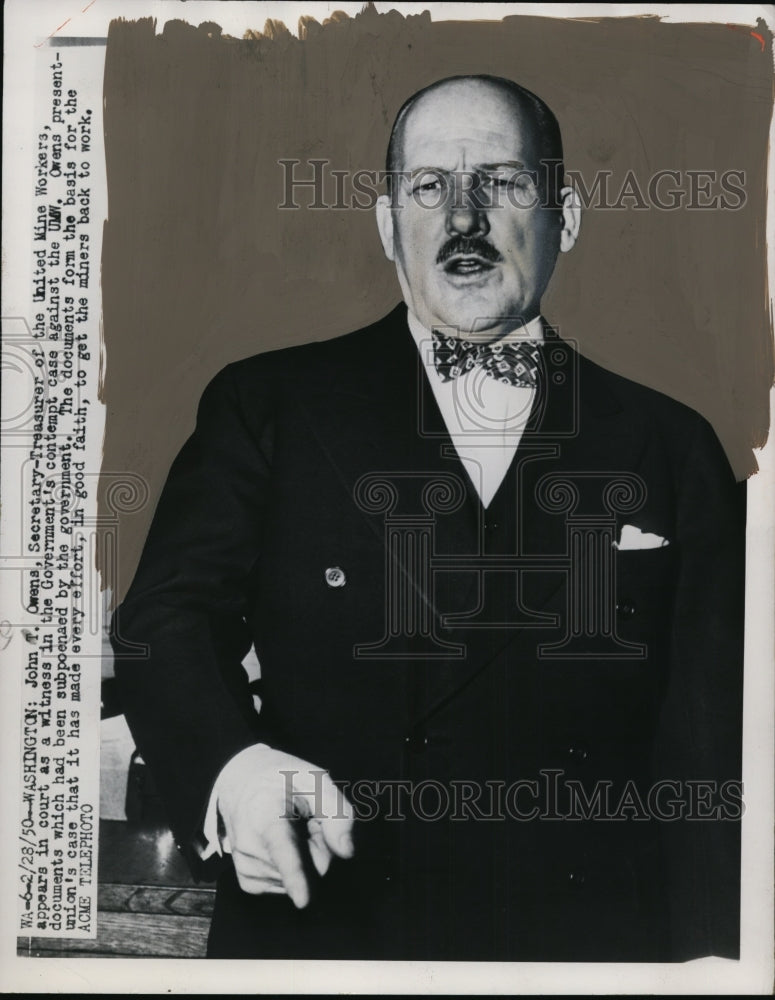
[[406, 160, 526, 180], [406, 166, 448, 181], [478, 160, 526, 171]]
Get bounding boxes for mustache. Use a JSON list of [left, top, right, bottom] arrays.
[[436, 236, 503, 266]]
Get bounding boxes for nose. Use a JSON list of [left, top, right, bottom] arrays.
[[445, 179, 490, 238]]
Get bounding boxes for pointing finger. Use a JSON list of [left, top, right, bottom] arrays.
[[261, 820, 310, 908], [307, 819, 333, 877]]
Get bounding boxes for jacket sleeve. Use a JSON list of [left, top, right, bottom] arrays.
[[111, 362, 274, 876], [653, 412, 746, 959]]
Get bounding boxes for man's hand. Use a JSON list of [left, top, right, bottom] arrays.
[[214, 745, 355, 907]]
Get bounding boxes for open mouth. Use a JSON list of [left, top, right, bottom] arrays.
[[437, 237, 502, 277], [443, 254, 497, 276]]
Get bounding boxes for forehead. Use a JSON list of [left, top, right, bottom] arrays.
[[399, 83, 540, 171]]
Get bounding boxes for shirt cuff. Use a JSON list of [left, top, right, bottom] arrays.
[[198, 743, 272, 859]]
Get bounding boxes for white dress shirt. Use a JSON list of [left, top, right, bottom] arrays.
[[407, 309, 544, 508], [201, 309, 545, 857]]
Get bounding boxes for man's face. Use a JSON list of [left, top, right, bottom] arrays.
[[377, 81, 575, 340]]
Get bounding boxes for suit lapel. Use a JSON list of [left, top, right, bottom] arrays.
[[296, 306, 479, 660], [297, 303, 478, 545]]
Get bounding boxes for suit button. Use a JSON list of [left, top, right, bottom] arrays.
[[485, 520, 499, 532], [568, 745, 589, 762], [616, 599, 636, 618], [405, 732, 429, 754], [324, 566, 346, 588], [567, 870, 586, 888]]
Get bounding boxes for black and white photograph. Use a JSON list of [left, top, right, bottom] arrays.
[[2, 2, 773, 993]]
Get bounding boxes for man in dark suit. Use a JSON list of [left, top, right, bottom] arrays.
[[112, 75, 745, 962]]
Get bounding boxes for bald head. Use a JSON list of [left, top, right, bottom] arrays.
[[386, 75, 564, 204]]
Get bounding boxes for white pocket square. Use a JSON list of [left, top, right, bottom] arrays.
[[613, 524, 670, 550]]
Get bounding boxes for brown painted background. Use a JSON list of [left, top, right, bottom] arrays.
[[100, 8, 773, 603]]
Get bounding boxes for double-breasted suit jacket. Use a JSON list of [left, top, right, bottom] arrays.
[[113, 304, 745, 962]]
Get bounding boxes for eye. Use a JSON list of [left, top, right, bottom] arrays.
[[412, 171, 447, 195], [481, 170, 538, 205], [482, 171, 532, 188]]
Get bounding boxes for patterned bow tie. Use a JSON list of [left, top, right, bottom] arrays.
[[431, 331, 543, 389]]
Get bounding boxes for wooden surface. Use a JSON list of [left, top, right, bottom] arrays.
[[98, 819, 202, 887], [18, 820, 216, 959]]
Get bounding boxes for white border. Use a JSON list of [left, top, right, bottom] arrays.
[[2, 2, 773, 994]]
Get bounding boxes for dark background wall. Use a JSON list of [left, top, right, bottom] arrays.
[[100, 9, 773, 601]]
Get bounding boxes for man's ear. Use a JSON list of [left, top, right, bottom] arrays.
[[375, 194, 396, 261], [559, 185, 581, 253]]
